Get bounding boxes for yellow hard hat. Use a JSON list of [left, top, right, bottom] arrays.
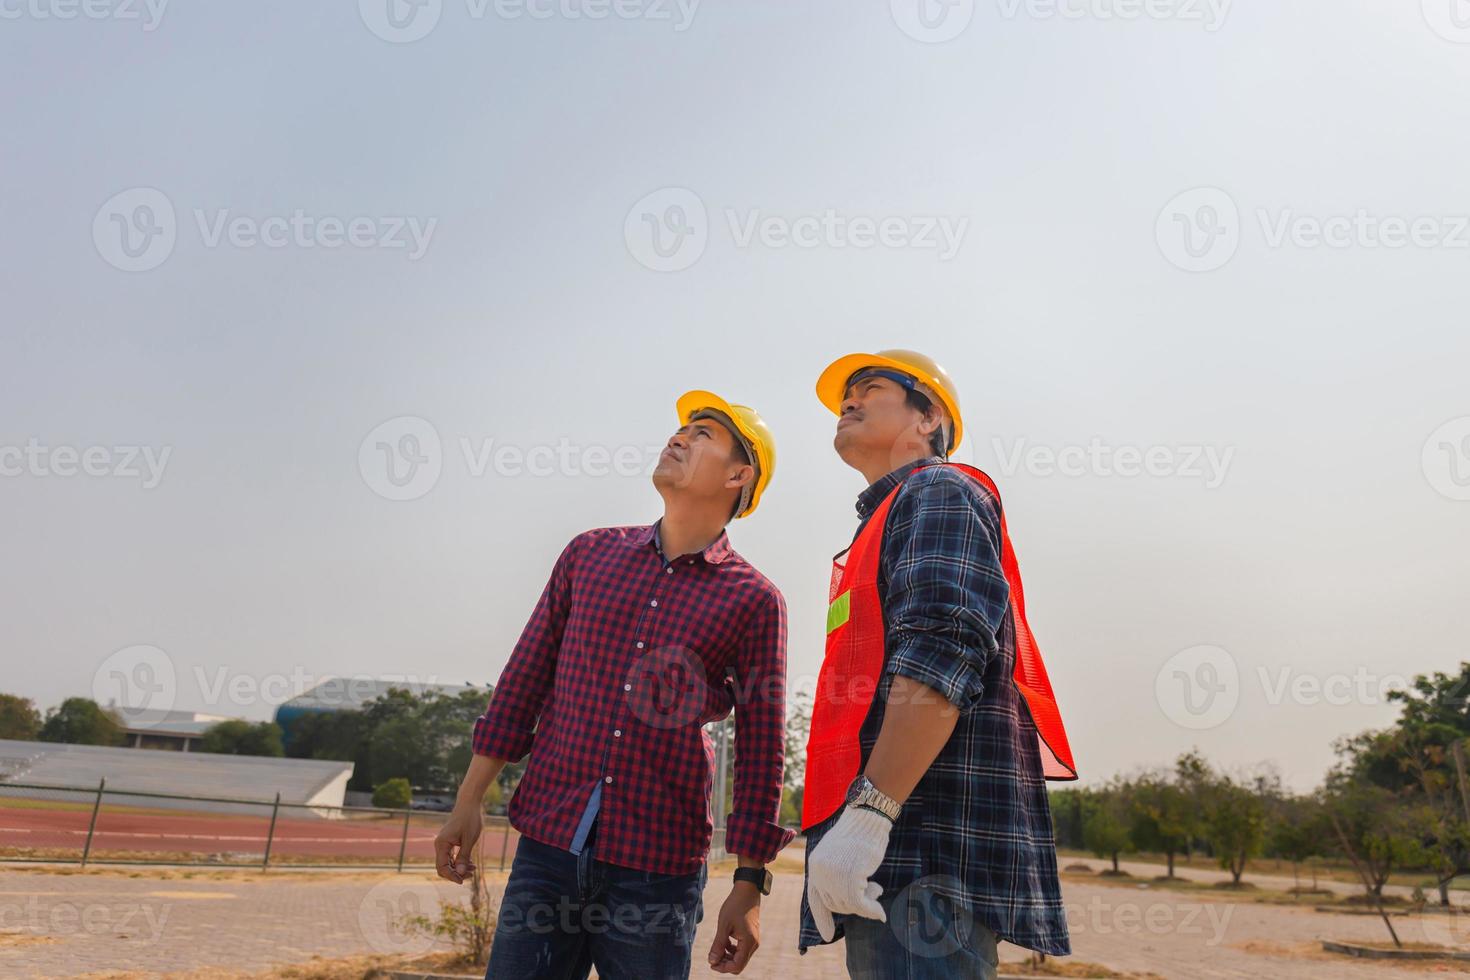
[[815, 349, 963, 452], [675, 390, 776, 519]]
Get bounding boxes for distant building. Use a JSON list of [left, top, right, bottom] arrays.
[[0, 738, 353, 815], [104, 705, 244, 753]]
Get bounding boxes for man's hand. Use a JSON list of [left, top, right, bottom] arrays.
[[433, 804, 482, 884], [805, 806, 893, 941], [707, 881, 762, 974]]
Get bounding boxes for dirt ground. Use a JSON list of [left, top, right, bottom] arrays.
[[3, 849, 1469, 979]]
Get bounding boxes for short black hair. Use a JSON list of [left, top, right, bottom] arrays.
[[905, 389, 950, 458], [726, 436, 752, 521]]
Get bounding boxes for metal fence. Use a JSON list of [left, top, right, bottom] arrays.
[[0, 779, 520, 871]]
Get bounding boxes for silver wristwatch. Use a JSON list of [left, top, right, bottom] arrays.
[[845, 774, 902, 822]]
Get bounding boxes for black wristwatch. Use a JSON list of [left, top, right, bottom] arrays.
[[733, 866, 772, 896]]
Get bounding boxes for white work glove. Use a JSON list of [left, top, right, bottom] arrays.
[[806, 805, 894, 941]]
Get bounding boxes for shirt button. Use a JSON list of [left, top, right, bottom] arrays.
[[650, 599, 658, 608], [624, 683, 632, 691], [614, 730, 622, 737], [604, 776, 613, 784], [636, 642, 644, 649]]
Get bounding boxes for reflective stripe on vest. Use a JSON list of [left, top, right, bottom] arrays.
[[800, 462, 1077, 831]]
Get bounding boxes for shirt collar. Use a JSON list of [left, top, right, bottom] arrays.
[[645, 519, 735, 565], [855, 456, 946, 520]]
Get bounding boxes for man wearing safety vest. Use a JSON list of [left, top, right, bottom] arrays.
[[799, 350, 1077, 978], [435, 391, 795, 980]]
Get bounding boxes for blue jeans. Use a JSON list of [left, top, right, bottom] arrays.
[[484, 832, 707, 980], [842, 879, 1000, 979]]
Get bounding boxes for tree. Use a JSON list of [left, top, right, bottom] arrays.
[[0, 694, 42, 740], [1173, 749, 1213, 861], [482, 778, 504, 814], [1334, 667, 1470, 906], [1049, 787, 1087, 851], [373, 777, 412, 809], [779, 691, 811, 827], [1128, 772, 1193, 878], [1322, 774, 1418, 897], [279, 685, 493, 795], [199, 720, 284, 757], [1266, 793, 1326, 892], [1084, 785, 1135, 873], [38, 698, 126, 746], [1204, 775, 1266, 885]]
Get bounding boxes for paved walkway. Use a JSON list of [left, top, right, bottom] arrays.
[[1, 860, 1467, 979]]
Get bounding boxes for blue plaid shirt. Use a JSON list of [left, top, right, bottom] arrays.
[[799, 458, 1071, 957]]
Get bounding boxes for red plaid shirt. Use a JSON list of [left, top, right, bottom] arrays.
[[473, 523, 796, 874]]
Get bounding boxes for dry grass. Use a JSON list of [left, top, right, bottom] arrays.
[[999, 957, 1166, 979], [59, 950, 480, 980], [1238, 940, 1470, 974]]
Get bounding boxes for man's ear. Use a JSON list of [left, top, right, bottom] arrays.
[[919, 403, 945, 438], [726, 463, 755, 491]]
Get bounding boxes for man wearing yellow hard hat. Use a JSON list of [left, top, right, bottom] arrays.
[[798, 351, 1078, 977], [436, 392, 794, 979]]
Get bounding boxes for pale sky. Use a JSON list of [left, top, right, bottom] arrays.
[[3, 0, 1468, 793]]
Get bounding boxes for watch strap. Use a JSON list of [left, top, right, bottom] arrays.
[[732, 866, 771, 896]]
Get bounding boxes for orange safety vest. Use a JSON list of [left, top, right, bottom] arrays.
[[801, 462, 1077, 831]]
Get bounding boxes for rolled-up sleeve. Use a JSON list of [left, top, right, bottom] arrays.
[[472, 535, 579, 761], [723, 586, 797, 863], [880, 471, 1010, 712]]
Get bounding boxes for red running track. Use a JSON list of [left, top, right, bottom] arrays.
[[0, 804, 521, 864]]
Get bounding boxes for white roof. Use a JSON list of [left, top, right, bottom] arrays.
[[0, 738, 352, 806]]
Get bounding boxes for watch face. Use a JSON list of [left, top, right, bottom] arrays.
[[845, 777, 865, 804]]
